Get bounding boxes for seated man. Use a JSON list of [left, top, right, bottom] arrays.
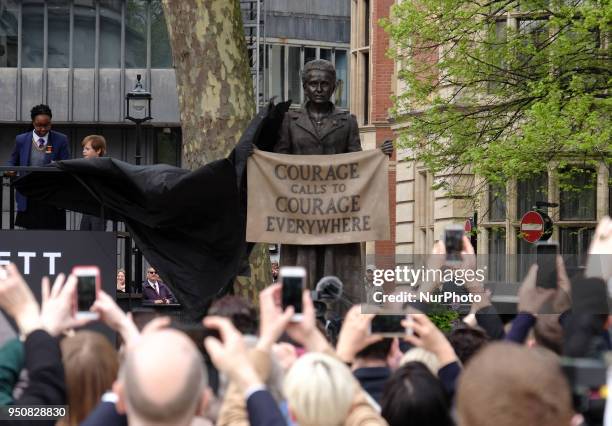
[[142, 268, 177, 304]]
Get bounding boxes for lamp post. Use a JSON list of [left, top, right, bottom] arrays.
[[125, 74, 152, 165], [125, 74, 152, 293]]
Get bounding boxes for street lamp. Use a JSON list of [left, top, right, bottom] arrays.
[[125, 74, 152, 165]]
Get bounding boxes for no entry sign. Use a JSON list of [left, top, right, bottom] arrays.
[[520, 210, 552, 243]]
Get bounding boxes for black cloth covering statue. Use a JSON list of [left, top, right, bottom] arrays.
[[14, 101, 290, 320]]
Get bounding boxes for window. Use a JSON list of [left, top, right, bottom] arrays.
[[335, 50, 348, 108], [363, 0, 370, 47], [304, 47, 316, 65], [268, 45, 284, 101], [516, 231, 537, 281], [559, 167, 596, 220], [363, 51, 369, 124], [74, 0, 96, 68], [22, 1, 44, 67], [516, 173, 547, 219], [48, 0, 70, 68], [320, 48, 332, 62], [488, 227, 506, 282], [154, 127, 181, 166], [0, 0, 18, 67], [150, 0, 172, 68], [559, 227, 594, 268], [126, 0, 147, 68], [287, 46, 301, 104], [489, 183, 506, 222], [100, 0, 122, 68]]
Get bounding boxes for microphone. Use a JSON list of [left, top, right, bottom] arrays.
[[314, 276, 343, 301]]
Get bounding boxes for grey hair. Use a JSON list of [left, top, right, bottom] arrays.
[[301, 59, 336, 84]]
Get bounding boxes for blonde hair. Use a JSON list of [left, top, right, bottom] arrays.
[[400, 347, 440, 374], [82, 135, 107, 156], [283, 353, 356, 426]]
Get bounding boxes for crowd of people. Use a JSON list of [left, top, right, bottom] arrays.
[[0, 216, 610, 425]]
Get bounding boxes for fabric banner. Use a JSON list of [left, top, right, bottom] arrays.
[[247, 149, 390, 244]]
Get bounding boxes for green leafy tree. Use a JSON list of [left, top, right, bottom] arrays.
[[382, 0, 611, 198]]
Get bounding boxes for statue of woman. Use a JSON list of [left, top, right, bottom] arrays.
[[274, 59, 392, 305]]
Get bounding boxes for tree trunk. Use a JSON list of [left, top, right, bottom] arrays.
[[162, 0, 270, 301]]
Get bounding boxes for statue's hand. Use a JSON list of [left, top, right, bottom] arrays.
[[380, 140, 394, 157]]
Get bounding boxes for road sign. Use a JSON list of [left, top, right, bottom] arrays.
[[520, 210, 547, 243]]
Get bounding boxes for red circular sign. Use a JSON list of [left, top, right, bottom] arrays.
[[520, 211, 545, 243]]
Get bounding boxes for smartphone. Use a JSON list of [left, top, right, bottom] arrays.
[[536, 242, 558, 289], [72, 266, 101, 320], [370, 315, 406, 337], [444, 225, 464, 263], [281, 266, 306, 321]]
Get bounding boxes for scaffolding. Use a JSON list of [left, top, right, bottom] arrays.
[[240, 0, 266, 112]]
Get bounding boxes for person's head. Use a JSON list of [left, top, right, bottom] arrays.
[[60, 331, 119, 426], [355, 338, 393, 362], [400, 347, 440, 375], [271, 262, 279, 281], [117, 269, 126, 289], [208, 295, 258, 335], [447, 325, 489, 365], [302, 59, 336, 104], [146, 267, 158, 282], [365, 264, 376, 283], [533, 314, 563, 354], [115, 329, 209, 426], [82, 135, 107, 158], [283, 352, 356, 426], [31, 104, 52, 137], [456, 342, 573, 426], [381, 362, 453, 426]]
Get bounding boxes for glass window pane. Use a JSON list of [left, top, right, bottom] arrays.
[[304, 47, 316, 64], [126, 0, 147, 68], [268, 45, 284, 101], [516, 173, 547, 219], [287, 46, 301, 104], [489, 183, 506, 221], [335, 50, 348, 108], [320, 48, 332, 61], [22, 1, 44, 67], [559, 227, 594, 269], [0, 0, 18, 67], [100, 0, 122, 68], [155, 127, 180, 166], [150, 0, 172, 68], [74, 2, 96, 68], [48, 0, 69, 68], [559, 168, 596, 220], [488, 227, 506, 282]]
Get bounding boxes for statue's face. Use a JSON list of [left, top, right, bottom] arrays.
[[303, 69, 336, 104]]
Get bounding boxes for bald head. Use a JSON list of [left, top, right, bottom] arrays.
[[119, 329, 207, 426]]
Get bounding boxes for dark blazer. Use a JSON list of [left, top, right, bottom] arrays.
[[5, 329, 66, 426], [246, 390, 287, 426], [8, 130, 70, 211], [274, 103, 362, 155], [142, 280, 177, 303]]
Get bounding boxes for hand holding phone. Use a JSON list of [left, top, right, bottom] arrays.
[[536, 242, 558, 289], [444, 225, 465, 263], [281, 266, 306, 322], [72, 266, 101, 320]]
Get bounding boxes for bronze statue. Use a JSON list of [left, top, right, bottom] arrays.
[[274, 59, 393, 305]]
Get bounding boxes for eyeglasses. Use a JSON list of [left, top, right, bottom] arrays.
[[147, 270, 156, 274]]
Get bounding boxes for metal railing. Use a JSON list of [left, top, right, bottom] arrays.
[[0, 166, 144, 294]]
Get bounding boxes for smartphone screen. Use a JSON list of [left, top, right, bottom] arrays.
[[445, 226, 464, 262], [536, 243, 558, 289], [282, 276, 303, 314], [77, 275, 97, 311], [371, 315, 405, 335]]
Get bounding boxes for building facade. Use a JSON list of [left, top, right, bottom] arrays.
[[350, 0, 396, 268], [351, 0, 611, 284]]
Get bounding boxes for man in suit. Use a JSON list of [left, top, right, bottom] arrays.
[[142, 267, 177, 304], [8, 104, 70, 229]]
